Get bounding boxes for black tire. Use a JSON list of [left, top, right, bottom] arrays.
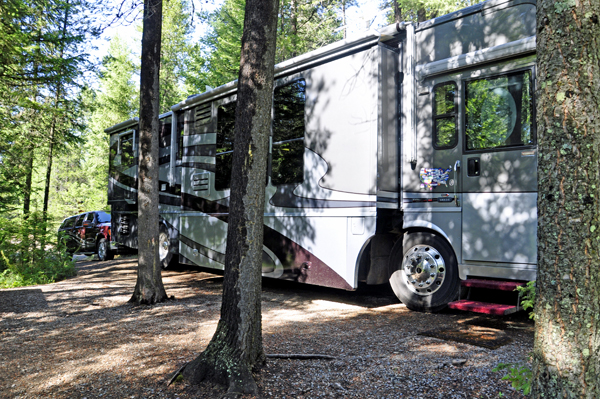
[[159, 226, 174, 269], [389, 232, 459, 312], [97, 238, 114, 261]]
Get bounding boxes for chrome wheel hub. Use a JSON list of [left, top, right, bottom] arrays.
[[402, 244, 446, 296], [98, 242, 106, 259], [159, 232, 169, 260]]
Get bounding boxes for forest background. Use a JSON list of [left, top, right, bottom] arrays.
[[0, 0, 477, 287]]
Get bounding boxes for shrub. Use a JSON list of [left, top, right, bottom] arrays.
[[0, 212, 76, 288], [493, 362, 532, 395], [517, 280, 536, 320]]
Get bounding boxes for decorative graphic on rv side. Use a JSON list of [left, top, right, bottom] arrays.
[[178, 190, 354, 290], [419, 168, 452, 190]]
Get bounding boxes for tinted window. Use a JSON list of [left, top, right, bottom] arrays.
[[465, 71, 533, 151], [61, 217, 76, 229], [159, 116, 172, 148], [433, 82, 457, 149], [74, 214, 85, 227], [85, 213, 95, 223], [272, 79, 305, 185], [96, 211, 111, 224], [119, 131, 135, 167], [215, 102, 237, 191], [177, 116, 185, 160]]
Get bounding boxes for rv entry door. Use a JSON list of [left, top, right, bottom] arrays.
[[460, 70, 537, 267]]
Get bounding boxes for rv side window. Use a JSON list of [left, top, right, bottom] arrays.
[[271, 79, 305, 185], [177, 115, 184, 160], [465, 70, 533, 151], [215, 102, 237, 191], [118, 131, 135, 167], [159, 116, 172, 148], [433, 82, 458, 149]]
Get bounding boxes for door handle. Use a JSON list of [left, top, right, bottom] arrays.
[[467, 157, 480, 177]]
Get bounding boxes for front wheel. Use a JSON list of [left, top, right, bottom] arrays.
[[97, 238, 114, 261], [389, 232, 459, 312]]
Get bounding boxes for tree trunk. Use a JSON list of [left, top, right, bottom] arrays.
[[22, 145, 34, 217], [181, 0, 280, 395], [417, 7, 426, 22], [393, 0, 402, 24], [290, 0, 298, 57], [43, 0, 70, 222], [130, 0, 168, 305], [532, 1, 600, 398]]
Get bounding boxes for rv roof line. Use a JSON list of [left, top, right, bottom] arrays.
[[170, 23, 408, 113], [104, 117, 139, 134], [159, 111, 173, 119]]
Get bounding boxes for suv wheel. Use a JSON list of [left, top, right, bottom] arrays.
[[97, 238, 114, 261]]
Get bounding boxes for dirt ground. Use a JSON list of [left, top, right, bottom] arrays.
[[0, 257, 534, 399]]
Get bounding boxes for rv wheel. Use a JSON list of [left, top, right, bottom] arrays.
[[389, 232, 459, 312], [159, 227, 173, 269]]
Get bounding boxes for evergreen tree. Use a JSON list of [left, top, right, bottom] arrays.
[[186, 0, 350, 92], [97, 35, 139, 124], [129, 0, 169, 305], [382, 0, 475, 23], [532, 0, 600, 397], [182, 0, 280, 393], [0, 0, 100, 216], [160, 0, 194, 112]]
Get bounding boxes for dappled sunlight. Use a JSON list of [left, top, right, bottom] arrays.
[[405, 342, 461, 356], [1, 258, 534, 398]]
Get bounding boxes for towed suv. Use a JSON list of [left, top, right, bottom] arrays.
[[58, 211, 114, 261]]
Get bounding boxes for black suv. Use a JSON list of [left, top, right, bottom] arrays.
[[58, 211, 114, 261]]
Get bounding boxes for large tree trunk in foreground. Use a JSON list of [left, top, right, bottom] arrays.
[[182, 0, 279, 395], [532, 1, 600, 397], [130, 0, 168, 305]]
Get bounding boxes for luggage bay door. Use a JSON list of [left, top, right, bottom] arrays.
[[460, 69, 537, 269]]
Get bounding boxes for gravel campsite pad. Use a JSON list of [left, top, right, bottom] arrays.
[[0, 258, 533, 398]]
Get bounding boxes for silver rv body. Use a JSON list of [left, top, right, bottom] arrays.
[[106, 0, 537, 311]]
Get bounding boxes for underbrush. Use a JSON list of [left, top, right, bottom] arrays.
[[0, 212, 75, 288]]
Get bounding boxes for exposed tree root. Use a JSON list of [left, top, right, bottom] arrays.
[[128, 293, 170, 305], [168, 353, 335, 386], [181, 325, 263, 398]]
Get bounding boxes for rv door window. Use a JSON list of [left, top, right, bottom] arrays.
[[215, 101, 237, 191], [272, 79, 306, 185], [433, 82, 458, 149], [465, 71, 533, 151]]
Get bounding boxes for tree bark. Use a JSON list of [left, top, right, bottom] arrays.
[[130, 0, 168, 305], [181, 0, 280, 395], [532, 1, 600, 398], [393, 0, 402, 24]]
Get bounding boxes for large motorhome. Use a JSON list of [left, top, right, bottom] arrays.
[[106, 0, 537, 313]]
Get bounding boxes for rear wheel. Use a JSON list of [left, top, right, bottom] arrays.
[[389, 232, 459, 312], [159, 227, 174, 269], [97, 238, 114, 261]]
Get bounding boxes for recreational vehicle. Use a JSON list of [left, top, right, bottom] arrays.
[[105, 0, 537, 313]]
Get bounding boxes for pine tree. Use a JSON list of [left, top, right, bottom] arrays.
[[532, 0, 600, 397]]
